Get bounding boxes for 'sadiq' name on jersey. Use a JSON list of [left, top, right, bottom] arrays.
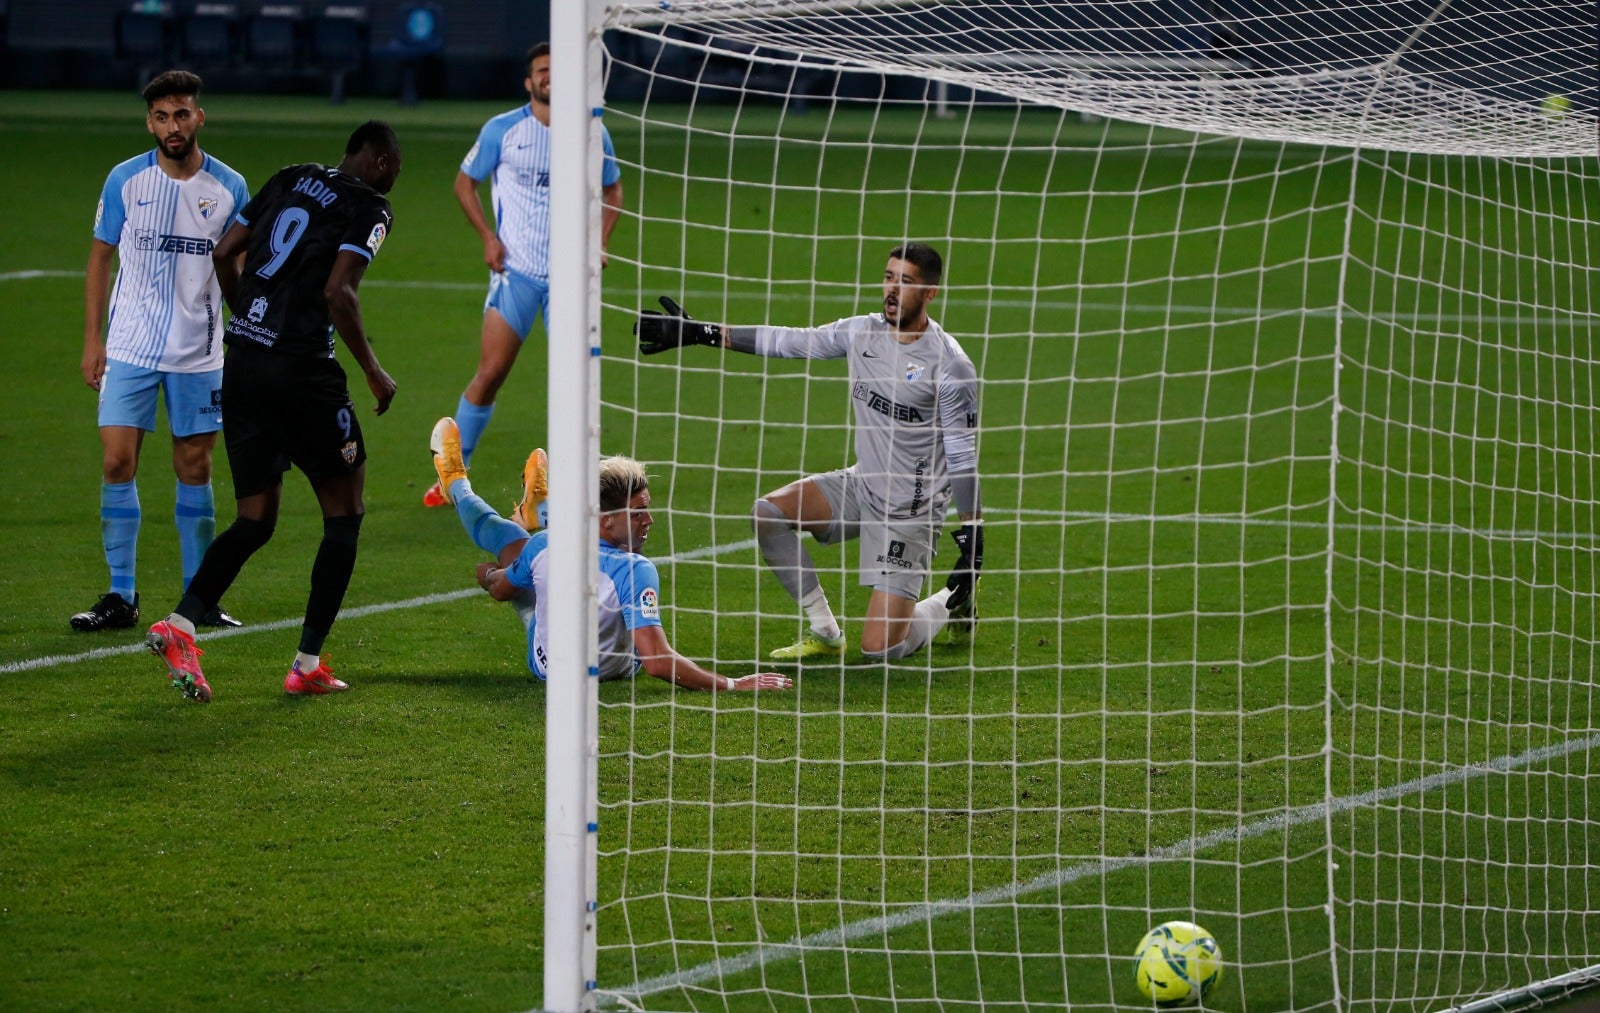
[[225, 163, 393, 358]]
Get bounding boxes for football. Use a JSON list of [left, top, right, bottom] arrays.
[[1134, 920, 1223, 1006]]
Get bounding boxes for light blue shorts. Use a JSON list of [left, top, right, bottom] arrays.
[[484, 269, 550, 340], [98, 358, 224, 437]]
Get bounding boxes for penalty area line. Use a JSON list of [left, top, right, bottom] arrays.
[[606, 730, 1600, 1003]]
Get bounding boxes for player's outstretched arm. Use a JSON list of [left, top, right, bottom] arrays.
[[636, 296, 727, 355], [633, 625, 793, 691]]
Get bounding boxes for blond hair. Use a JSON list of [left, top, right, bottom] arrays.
[[598, 455, 649, 513]]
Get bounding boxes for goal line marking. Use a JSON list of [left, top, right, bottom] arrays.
[[607, 728, 1600, 1003]]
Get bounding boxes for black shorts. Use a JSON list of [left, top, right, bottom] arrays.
[[220, 342, 367, 498]]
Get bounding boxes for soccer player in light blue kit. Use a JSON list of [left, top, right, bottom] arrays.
[[75, 70, 250, 633], [423, 42, 626, 521], [428, 417, 791, 693]]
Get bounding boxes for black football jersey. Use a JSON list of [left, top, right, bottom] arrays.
[[224, 163, 393, 357]]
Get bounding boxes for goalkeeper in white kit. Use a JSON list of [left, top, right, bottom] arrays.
[[636, 243, 982, 661]]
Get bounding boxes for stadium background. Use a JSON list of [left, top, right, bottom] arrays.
[[1, 1, 1591, 106], [1, 3, 1595, 1011]]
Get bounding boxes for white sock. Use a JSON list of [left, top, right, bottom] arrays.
[[293, 651, 320, 673], [902, 593, 952, 654], [165, 613, 196, 637], [863, 593, 951, 661], [801, 586, 840, 641]]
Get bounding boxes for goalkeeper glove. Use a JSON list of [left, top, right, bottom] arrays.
[[943, 521, 984, 612], [636, 296, 723, 355]]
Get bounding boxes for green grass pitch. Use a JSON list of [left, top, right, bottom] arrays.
[[1, 90, 1596, 1011]]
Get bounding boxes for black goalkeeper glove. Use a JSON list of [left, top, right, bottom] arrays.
[[636, 296, 723, 355], [943, 521, 984, 613]]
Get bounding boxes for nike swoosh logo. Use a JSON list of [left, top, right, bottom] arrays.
[[862, 351, 880, 358], [136, 198, 156, 206], [515, 143, 533, 150]]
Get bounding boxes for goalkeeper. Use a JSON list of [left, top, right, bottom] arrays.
[[636, 243, 983, 662]]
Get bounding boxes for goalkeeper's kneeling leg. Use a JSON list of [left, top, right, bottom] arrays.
[[862, 594, 951, 661]]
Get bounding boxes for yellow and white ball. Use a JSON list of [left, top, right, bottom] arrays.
[[1540, 94, 1571, 121], [1134, 920, 1223, 1006]]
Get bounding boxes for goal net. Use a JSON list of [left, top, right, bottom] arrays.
[[574, 1, 1598, 1009]]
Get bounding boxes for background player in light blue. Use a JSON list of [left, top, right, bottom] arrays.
[[423, 42, 625, 519], [429, 417, 791, 693], [75, 70, 250, 632]]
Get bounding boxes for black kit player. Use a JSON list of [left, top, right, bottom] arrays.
[[146, 120, 402, 702]]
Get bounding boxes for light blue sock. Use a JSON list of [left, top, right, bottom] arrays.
[[451, 477, 528, 556], [102, 479, 140, 601], [455, 396, 496, 467], [175, 480, 215, 591]]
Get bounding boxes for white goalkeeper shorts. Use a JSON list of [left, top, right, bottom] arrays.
[[807, 466, 946, 600]]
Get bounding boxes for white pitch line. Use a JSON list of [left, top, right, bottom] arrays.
[[607, 729, 1600, 1003], [3, 269, 1585, 326], [0, 538, 755, 676], [1017, 507, 1600, 546], [0, 269, 76, 280], [0, 588, 482, 676], [10, 504, 1600, 675]]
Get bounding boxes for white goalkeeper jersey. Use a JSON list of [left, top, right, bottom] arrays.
[[751, 314, 980, 520], [93, 150, 249, 373], [460, 106, 621, 281]]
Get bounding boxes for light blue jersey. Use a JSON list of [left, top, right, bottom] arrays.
[[460, 106, 621, 280], [94, 151, 249, 373], [505, 531, 663, 681]]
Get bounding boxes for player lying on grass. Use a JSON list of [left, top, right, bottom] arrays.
[[429, 417, 793, 693], [635, 242, 982, 663]]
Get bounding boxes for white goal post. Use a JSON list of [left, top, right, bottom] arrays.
[[545, 0, 607, 1008], [546, 1, 1598, 1010]]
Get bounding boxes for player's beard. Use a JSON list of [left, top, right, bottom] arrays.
[[159, 132, 196, 164], [885, 294, 923, 329]]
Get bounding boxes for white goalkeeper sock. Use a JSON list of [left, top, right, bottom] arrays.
[[901, 591, 952, 656], [800, 586, 840, 641], [863, 593, 950, 661]]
